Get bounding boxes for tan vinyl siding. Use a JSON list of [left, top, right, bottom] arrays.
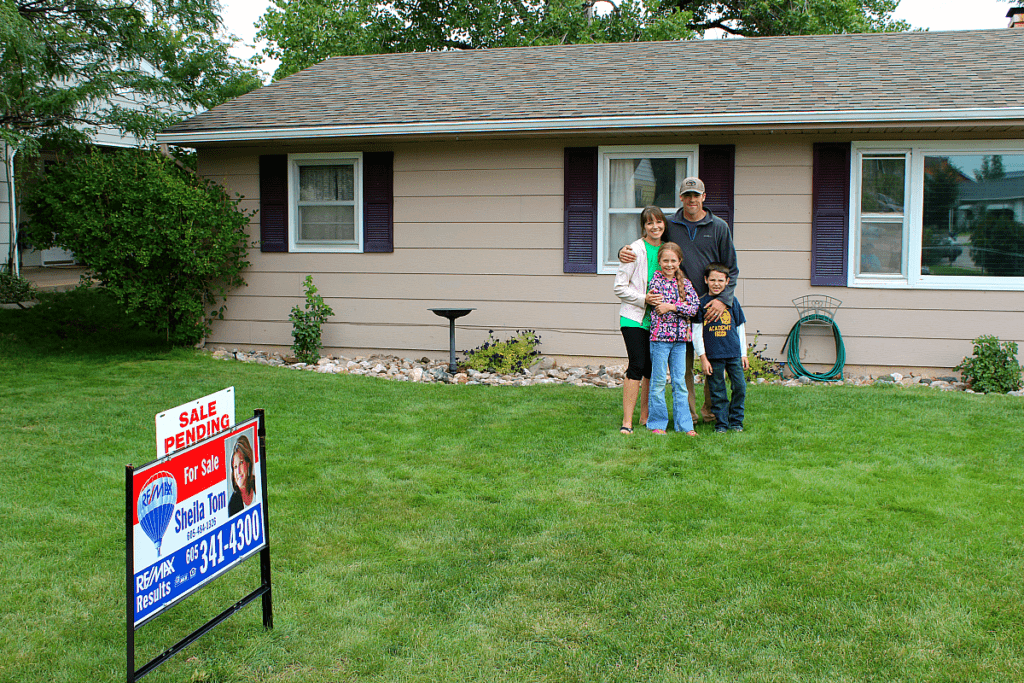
[[198, 135, 1024, 371]]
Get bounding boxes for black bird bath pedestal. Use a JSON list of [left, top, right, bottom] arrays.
[[429, 308, 475, 373]]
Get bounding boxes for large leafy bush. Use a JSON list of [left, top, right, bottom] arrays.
[[23, 149, 251, 345]]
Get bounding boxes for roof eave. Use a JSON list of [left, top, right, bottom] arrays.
[[157, 107, 1024, 145]]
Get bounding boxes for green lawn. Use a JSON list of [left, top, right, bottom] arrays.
[[2, 301, 1023, 682]]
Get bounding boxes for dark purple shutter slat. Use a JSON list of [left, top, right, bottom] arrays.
[[699, 145, 735, 231], [811, 143, 851, 286], [564, 147, 598, 273], [259, 155, 288, 252], [363, 151, 394, 253]]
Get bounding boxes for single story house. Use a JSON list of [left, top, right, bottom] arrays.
[[158, 27, 1024, 373]]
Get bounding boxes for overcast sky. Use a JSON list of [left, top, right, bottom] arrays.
[[220, 0, 1017, 81]]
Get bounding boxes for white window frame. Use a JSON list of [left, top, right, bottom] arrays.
[[288, 152, 363, 253], [597, 144, 698, 274], [850, 140, 1024, 291]]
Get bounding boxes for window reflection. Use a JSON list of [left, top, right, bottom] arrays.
[[923, 154, 1024, 277]]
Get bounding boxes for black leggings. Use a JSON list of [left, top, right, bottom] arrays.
[[621, 326, 652, 381]]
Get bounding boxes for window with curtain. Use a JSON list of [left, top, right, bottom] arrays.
[[289, 153, 362, 252], [599, 146, 696, 272]]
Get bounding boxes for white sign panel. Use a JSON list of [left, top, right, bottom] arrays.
[[155, 387, 235, 458]]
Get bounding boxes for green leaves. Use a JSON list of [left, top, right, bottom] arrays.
[[1, 0, 261, 154], [289, 275, 335, 364], [462, 330, 541, 374], [956, 335, 1023, 394], [22, 148, 252, 345]]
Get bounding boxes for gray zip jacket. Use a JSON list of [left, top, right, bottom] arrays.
[[664, 208, 739, 306]]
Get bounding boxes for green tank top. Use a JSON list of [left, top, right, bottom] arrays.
[[619, 241, 660, 330]]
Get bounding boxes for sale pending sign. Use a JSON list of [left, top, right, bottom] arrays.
[[131, 416, 265, 627], [155, 387, 235, 458]]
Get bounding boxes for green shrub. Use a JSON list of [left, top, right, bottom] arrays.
[[0, 271, 35, 304], [955, 335, 1022, 394], [463, 330, 541, 374], [745, 332, 785, 381], [692, 331, 785, 382], [289, 275, 334, 364], [22, 148, 251, 345]]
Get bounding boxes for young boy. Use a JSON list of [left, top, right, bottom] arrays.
[[692, 263, 749, 432]]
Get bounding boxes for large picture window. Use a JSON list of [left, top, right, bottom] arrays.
[[598, 145, 696, 272], [851, 142, 1024, 290], [288, 153, 363, 252]]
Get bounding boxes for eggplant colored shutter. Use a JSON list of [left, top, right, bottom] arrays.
[[811, 143, 851, 286], [563, 147, 598, 273], [363, 151, 394, 253], [259, 155, 288, 252], [698, 145, 735, 231]]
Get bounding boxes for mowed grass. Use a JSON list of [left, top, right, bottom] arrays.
[[1, 311, 1023, 681]]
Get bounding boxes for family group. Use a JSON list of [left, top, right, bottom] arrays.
[[613, 177, 746, 436]]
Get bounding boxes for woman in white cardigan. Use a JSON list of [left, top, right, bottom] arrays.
[[613, 206, 667, 434]]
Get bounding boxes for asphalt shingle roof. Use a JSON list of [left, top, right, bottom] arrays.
[[162, 29, 1024, 140]]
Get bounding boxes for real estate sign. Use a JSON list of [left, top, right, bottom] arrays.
[[155, 387, 235, 458], [131, 416, 265, 627]]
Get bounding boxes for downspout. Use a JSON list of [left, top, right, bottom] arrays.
[[4, 144, 17, 276]]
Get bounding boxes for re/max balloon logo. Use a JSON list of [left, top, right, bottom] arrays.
[[138, 471, 178, 557]]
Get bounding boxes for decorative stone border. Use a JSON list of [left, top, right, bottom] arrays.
[[206, 348, 1022, 396]]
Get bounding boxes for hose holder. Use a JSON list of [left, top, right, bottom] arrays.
[[781, 296, 846, 381]]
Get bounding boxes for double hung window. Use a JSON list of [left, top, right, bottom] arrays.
[[288, 153, 363, 252], [598, 145, 697, 273]]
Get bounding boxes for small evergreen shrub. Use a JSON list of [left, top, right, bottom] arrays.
[[463, 330, 541, 374], [289, 275, 334, 364], [0, 271, 35, 304], [955, 335, 1022, 394]]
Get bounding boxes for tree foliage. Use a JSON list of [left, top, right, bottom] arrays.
[[257, 0, 911, 79], [22, 149, 252, 345], [0, 0, 261, 155], [674, 0, 909, 37]]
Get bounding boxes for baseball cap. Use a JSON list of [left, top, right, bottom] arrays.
[[679, 177, 705, 195]]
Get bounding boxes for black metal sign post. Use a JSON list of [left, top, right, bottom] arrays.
[[126, 410, 273, 682]]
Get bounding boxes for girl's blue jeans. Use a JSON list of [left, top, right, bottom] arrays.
[[648, 341, 693, 432]]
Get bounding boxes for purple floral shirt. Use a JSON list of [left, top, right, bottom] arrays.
[[648, 270, 699, 342]]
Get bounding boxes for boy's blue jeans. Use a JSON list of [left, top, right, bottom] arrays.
[[707, 357, 746, 430], [649, 341, 693, 432]]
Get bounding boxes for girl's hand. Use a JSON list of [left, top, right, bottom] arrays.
[[655, 303, 675, 315], [645, 292, 663, 305]]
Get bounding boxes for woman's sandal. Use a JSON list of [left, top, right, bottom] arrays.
[[620, 426, 633, 434], [685, 430, 699, 437]]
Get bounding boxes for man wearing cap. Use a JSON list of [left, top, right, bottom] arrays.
[[618, 176, 739, 425]]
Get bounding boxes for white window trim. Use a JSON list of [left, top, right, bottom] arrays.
[[849, 140, 1024, 291], [597, 144, 698, 274], [288, 152, 363, 253]]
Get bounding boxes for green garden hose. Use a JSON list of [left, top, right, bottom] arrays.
[[781, 314, 846, 381]]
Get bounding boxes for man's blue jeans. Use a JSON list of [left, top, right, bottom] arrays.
[[649, 341, 693, 432], [707, 356, 746, 430]]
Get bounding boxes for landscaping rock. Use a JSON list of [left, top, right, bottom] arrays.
[[203, 347, 1017, 396]]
